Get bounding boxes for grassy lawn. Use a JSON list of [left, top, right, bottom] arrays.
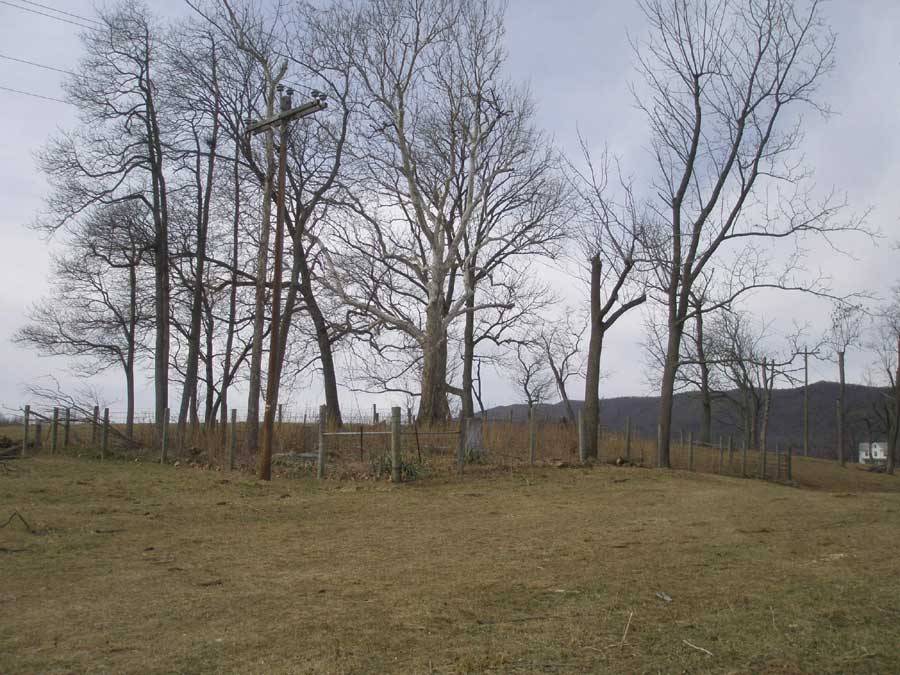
[[1, 456, 899, 674]]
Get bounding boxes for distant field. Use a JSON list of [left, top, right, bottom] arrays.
[[2, 455, 899, 673]]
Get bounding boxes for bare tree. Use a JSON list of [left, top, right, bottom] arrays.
[[634, 0, 864, 467], [38, 0, 172, 442], [570, 147, 647, 460], [15, 203, 151, 437], [536, 311, 586, 423], [827, 302, 864, 466], [509, 340, 554, 408], [869, 290, 900, 474], [318, 0, 563, 424]]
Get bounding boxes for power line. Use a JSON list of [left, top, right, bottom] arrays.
[[18, 0, 101, 26], [0, 84, 70, 104], [0, 52, 75, 76], [0, 0, 96, 30]]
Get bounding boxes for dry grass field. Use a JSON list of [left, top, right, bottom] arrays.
[[2, 451, 899, 674]]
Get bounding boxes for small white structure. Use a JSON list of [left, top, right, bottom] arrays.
[[858, 442, 888, 464]]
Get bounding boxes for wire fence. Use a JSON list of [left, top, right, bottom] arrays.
[[4, 402, 803, 485]]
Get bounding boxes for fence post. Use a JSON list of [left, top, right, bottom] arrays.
[[787, 444, 793, 481], [577, 409, 586, 463], [775, 443, 782, 481], [718, 436, 724, 473], [624, 416, 631, 461], [21, 405, 30, 458], [528, 403, 536, 466], [656, 424, 662, 468], [373, 403, 379, 425], [35, 422, 43, 450], [391, 406, 401, 483], [456, 415, 467, 476], [407, 407, 412, 425], [101, 407, 110, 460], [91, 405, 99, 447], [64, 408, 71, 450], [228, 409, 236, 470], [679, 429, 684, 448], [318, 404, 327, 480], [688, 431, 694, 472], [741, 440, 747, 476], [728, 435, 734, 466], [50, 407, 59, 454], [160, 407, 169, 463]]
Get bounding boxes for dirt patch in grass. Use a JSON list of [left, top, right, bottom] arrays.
[[1, 457, 899, 674]]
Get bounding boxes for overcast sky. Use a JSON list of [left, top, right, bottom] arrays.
[[0, 0, 897, 419]]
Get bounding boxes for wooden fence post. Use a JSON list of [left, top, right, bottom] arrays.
[[718, 436, 724, 473], [21, 405, 30, 458], [741, 440, 747, 477], [391, 406, 401, 483], [656, 424, 662, 468], [407, 407, 412, 425], [624, 417, 631, 461], [373, 403, 379, 425], [679, 428, 684, 448], [688, 431, 694, 472], [775, 443, 782, 481], [228, 409, 236, 470], [577, 409, 586, 463], [728, 435, 734, 466], [50, 407, 59, 454], [528, 403, 535, 466], [91, 405, 99, 447], [64, 408, 71, 450], [160, 407, 169, 463], [101, 407, 110, 460], [456, 415, 466, 476], [787, 444, 793, 481], [318, 404, 327, 480]]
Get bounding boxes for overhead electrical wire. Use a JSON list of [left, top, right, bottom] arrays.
[[0, 0, 97, 30], [17, 0, 101, 26], [0, 52, 75, 76], [0, 83, 70, 104]]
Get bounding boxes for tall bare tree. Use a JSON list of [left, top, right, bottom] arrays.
[[38, 0, 172, 442], [634, 0, 861, 467]]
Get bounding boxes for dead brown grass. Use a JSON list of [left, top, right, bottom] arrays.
[[1, 455, 899, 674]]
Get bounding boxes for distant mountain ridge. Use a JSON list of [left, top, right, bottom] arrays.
[[482, 381, 891, 459]]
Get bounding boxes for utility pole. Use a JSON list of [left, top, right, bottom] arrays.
[[249, 86, 327, 481]]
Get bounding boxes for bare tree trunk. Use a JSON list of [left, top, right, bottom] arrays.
[[803, 349, 810, 456], [695, 308, 711, 445], [838, 350, 846, 466], [888, 333, 899, 475], [582, 255, 604, 460], [418, 299, 450, 425], [296, 239, 343, 428], [125, 259, 137, 439], [657, 319, 684, 468], [461, 268, 476, 421]]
